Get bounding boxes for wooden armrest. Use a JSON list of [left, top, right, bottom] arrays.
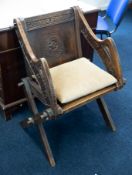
[[14, 18, 38, 63], [39, 58, 63, 116], [76, 6, 124, 87], [100, 38, 124, 87], [14, 18, 62, 117]]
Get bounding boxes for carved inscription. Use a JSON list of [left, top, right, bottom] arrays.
[[25, 9, 74, 31]]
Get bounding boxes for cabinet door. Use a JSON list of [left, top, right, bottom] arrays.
[[0, 28, 26, 105]]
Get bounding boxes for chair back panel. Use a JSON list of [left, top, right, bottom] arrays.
[[22, 8, 81, 67], [107, 0, 129, 26]]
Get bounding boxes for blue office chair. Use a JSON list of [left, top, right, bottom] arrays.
[[96, 0, 129, 39]]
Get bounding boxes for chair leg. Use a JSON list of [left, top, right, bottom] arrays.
[[21, 77, 56, 167], [96, 97, 116, 132], [38, 123, 56, 167], [21, 78, 38, 114], [101, 33, 103, 40]]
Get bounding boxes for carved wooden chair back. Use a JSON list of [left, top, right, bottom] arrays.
[[20, 8, 82, 67]]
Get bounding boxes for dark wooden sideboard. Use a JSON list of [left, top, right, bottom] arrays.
[[0, 10, 98, 120], [0, 28, 26, 119]]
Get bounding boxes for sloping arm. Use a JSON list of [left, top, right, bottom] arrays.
[[37, 57, 63, 116], [14, 18, 38, 64], [76, 7, 124, 88], [14, 18, 62, 116]]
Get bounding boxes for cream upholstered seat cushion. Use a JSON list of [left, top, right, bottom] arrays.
[[50, 57, 117, 104]]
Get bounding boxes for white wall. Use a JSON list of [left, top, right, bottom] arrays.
[[81, 0, 111, 10]]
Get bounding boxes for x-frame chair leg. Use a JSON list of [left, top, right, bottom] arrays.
[[21, 78, 56, 167], [96, 97, 116, 132]]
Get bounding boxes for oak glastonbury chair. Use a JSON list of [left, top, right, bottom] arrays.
[[14, 6, 125, 167]]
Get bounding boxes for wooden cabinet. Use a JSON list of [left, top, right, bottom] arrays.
[[0, 11, 98, 120], [0, 28, 26, 120]]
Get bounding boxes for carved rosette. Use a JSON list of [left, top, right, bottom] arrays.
[[44, 35, 65, 58]]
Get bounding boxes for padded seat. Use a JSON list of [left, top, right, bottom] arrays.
[[50, 57, 117, 104]]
